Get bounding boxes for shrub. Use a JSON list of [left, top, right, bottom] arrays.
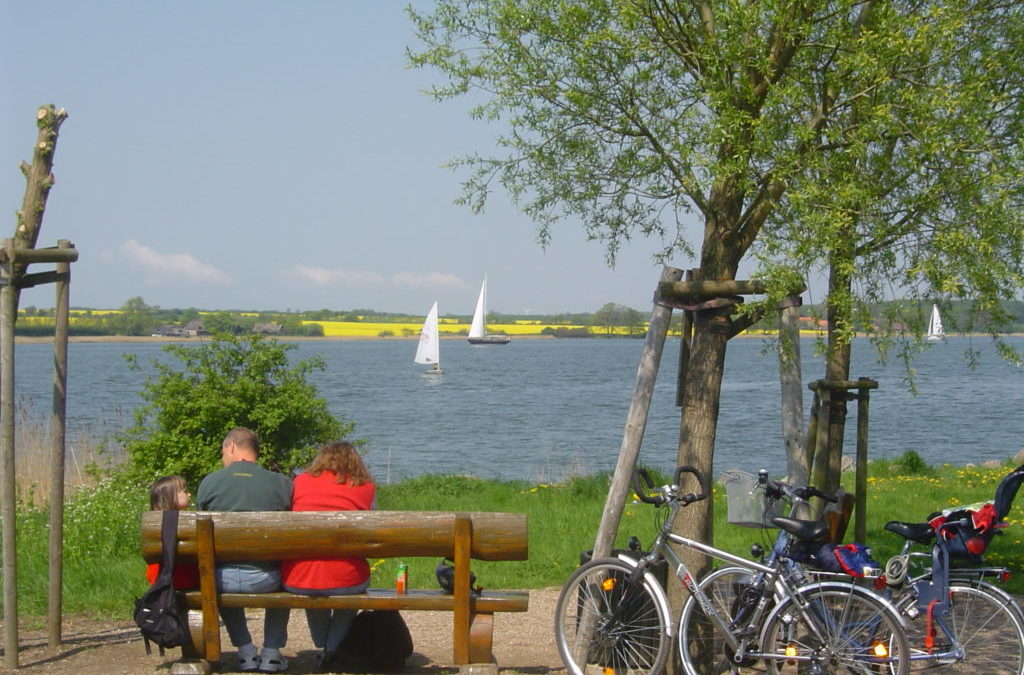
[[892, 450, 932, 475], [121, 334, 353, 486]]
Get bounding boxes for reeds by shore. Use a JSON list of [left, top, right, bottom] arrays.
[[10, 403, 124, 508]]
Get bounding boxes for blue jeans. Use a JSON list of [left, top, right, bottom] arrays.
[[284, 579, 370, 653], [216, 565, 290, 649]]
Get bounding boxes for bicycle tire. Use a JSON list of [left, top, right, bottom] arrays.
[[951, 577, 1024, 627], [760, 582, 910, 675], [678, 566, 766, 675], [896, 581, 1024, 674], [554, 557, 671, 675]]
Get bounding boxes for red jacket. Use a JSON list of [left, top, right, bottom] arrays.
[[281, 471, 376, 590], [145, 561, 199, 589]]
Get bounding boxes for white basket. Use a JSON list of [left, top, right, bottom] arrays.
[[722, 470, 783, 528]]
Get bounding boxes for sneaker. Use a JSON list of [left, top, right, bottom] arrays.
[[238, 643, 259, 672], [258, 648, 289, 673], [316, 648, 336, 672]]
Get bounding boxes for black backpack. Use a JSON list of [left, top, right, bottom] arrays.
[[331, 609, 413, 673], [435, 557, 483, 596], [133, 509, 190, 653]]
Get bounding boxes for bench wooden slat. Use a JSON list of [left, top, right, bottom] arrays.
[[141, 510, 528, 563], [179, 589, 530, 613]]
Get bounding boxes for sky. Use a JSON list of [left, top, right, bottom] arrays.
[[1, 1, 706, 317]]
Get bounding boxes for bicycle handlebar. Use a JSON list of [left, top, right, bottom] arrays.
[[761, 475, 838, 504], [632, 466, 708, 506]]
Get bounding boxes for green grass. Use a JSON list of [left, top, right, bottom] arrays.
[[3, 459, 1022, 621]]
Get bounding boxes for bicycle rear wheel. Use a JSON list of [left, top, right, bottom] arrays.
[[678, 566, 765, 675], [554, 557, 671, 675], [761, 583, 910, 674], [899, 582, 1024, 674]]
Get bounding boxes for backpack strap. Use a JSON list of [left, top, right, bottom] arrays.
[[145, 509, 179, 655], [157, 509, 179, 583]]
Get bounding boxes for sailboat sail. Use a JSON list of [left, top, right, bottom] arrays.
[[469, 278, 488, 340], [415, 301, 442, 368], [927, 304, 945, 341], [468, 276, 510, 345]]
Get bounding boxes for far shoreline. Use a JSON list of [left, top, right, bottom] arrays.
[[13, 331, 1024, 345]]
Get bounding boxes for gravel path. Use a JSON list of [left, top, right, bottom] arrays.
[[3, 588, 566, 674]]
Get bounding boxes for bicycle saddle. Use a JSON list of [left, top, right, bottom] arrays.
[[884, 520, 936, 544], [772, 517, 829, 542]]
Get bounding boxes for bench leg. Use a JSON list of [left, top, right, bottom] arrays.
[[167, 610, 212, 675], [467, 612, 495, 664], [183, 609, 204, 659]]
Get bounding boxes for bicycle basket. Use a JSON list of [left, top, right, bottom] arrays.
[[722, 470, 783, 528]]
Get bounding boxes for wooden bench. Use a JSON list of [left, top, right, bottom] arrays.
[[140, 510, 529, 670]]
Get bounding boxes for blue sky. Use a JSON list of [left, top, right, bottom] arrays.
[[1, 1, 704, 316]]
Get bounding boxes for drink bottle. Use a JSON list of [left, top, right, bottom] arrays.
[[396, 562, 408, 594]]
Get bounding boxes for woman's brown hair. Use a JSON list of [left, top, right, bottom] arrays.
[[307, 442, 372, 486], [149, 475, 187, 510]]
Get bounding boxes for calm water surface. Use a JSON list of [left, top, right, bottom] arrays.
[[12, 336, 1023, 482]]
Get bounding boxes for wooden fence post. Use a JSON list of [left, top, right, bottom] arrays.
[[47, 239, 72, 646], [591, 267, 682, 560], [1, 240, 19, 670]]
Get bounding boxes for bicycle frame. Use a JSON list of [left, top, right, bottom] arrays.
[[622, 492, 906, 666]]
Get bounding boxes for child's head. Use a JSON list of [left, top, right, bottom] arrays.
[[149, 475, 189, 510]]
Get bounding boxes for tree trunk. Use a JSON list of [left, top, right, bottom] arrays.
[[818, 255, 854, 493], [675, 310, 731, 558]]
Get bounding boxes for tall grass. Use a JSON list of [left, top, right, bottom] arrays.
[[12, 403, 125, 507], [4, 459, 1022, 621]]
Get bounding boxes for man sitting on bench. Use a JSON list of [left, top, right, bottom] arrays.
[[196, 427, 293, 672]]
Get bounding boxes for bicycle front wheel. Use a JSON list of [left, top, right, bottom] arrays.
[[761, 583, 910, 675], [899, 582, 1024, 674], [678, 566, 764, 675], [554, 557, 671, 675]]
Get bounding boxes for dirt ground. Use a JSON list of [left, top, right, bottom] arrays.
[[2, 588, 566, 674]]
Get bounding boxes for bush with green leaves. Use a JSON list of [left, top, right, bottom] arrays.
[[122, 333, 352, 486]]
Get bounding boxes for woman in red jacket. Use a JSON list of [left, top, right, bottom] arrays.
[[281, 442, 376, 668]]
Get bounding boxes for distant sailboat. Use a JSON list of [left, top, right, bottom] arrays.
[[414, 301, 444, 374], [927, 304, 945, 342], [468, 277, 511, 345]]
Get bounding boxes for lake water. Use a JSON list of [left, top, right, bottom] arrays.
[[10, 335, 1023, 483]]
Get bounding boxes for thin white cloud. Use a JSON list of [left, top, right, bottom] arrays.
[[390, 272, 467, 289], [292, 265, 385, 286], [120, 240, 231, 284]]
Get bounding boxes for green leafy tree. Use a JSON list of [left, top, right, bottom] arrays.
[[113, 296, 159, 336], [122, 334, 350, 486], [591, 302, 645, 335], [410, 0, 1024, 569]]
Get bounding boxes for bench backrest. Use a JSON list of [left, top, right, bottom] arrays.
[[140, 510, 528, 565]]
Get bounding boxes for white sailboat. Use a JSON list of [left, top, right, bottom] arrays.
[[927, 304, 945, 342], [468, 276, 511, 345], [414, 301, 444, 374]]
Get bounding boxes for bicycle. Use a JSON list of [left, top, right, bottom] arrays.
[[554, 466, 910, 675], [877, 517, 1024, 673]]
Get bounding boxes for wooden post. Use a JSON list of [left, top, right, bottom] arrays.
[[453, 515, 472, 664], [1, 240, 19, 670], [675, 270, 695, 408], [854, 378, 874, 542], [803, 392, 820, 478], [47, 239, 72, 646], [196, 516, 221, 664], [591, 266, 682, 559], [809, 378, 878, 525], [778, 295, 805, 487], [811, 387, 831, 517]]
